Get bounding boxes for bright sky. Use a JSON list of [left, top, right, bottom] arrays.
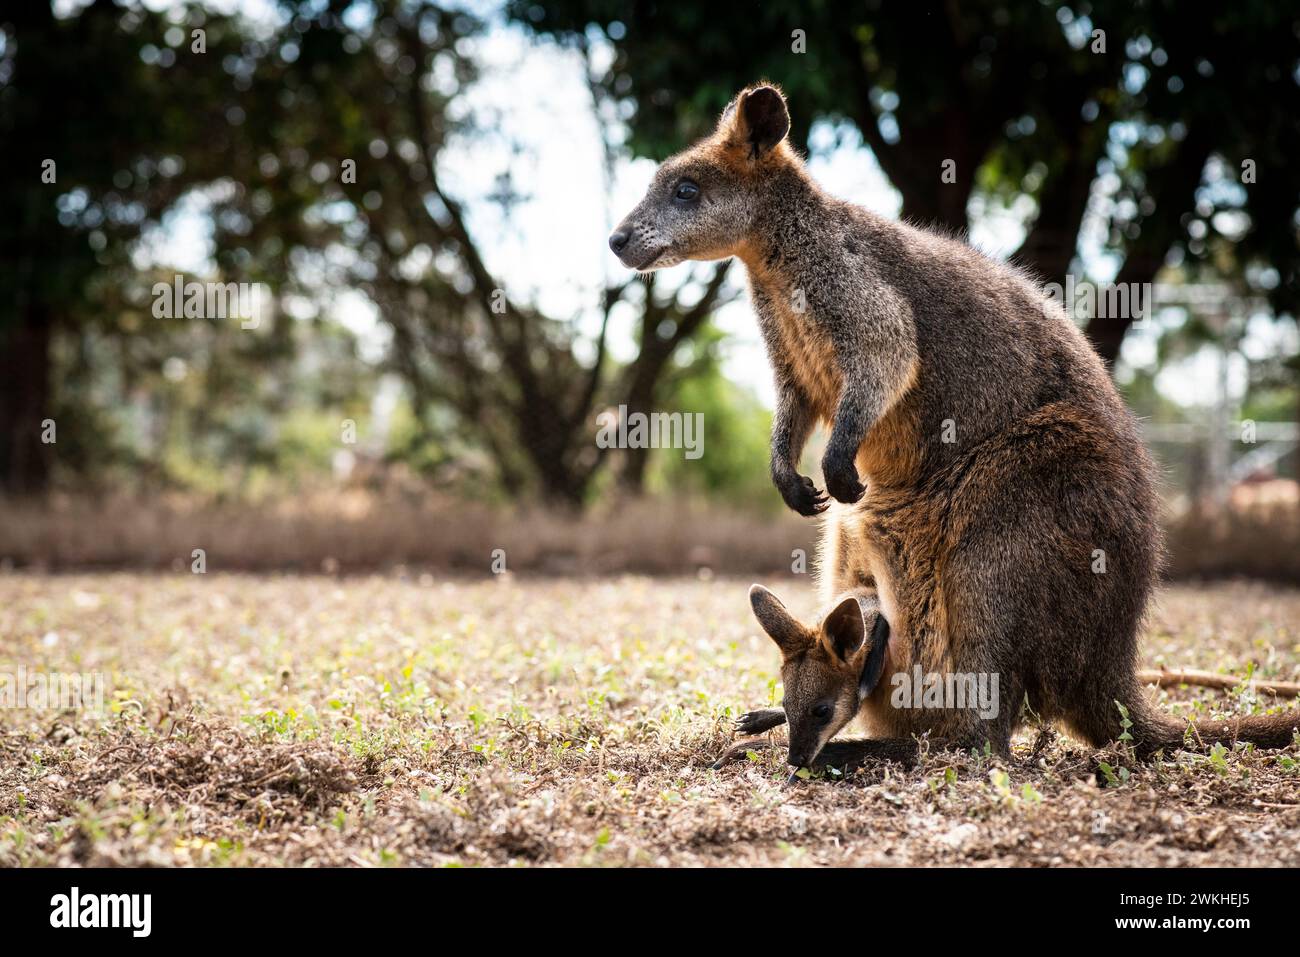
[[120, 1, 1294, 412], [443, 21, 1054, 408]]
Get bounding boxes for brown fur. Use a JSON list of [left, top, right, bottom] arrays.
[[745, 585, 885, 766], [612, 84, 1300, 768]]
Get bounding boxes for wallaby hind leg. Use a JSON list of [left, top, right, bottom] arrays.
[[810, 729, 1001, 774], [711, 735, 919, 773], [734, 707, 786, 735], [813, 738, 920, 770]]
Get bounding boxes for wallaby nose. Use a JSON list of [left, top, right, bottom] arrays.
[[608, 228, 630, 254]]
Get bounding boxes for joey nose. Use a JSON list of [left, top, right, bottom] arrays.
[[608, 228, 630, 254]]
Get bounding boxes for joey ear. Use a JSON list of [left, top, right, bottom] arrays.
[[749, 584, 806, 654], [822, 596, 866, 663], [726, 85, 790, 159], [859, 612, 891, 699]]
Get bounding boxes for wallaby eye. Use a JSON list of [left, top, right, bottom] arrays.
[[812, 702, 833, 724], [673, 180, 700, 202]]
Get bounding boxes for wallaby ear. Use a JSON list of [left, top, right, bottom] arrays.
[[749, 584, 806, 654], [822, 596, 866, 663], [723, 85, 790, 159]]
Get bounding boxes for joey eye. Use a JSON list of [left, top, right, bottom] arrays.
[[673, 180, 700, 202], [812, 702, 833, 724]]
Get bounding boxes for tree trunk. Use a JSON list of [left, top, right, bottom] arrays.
[[1085, 311, 1130, 369], [0, 306, 53, 495], [1086, 130, 1214, 368], [535, 466, 588, 508], [514, 402, 591, 508], [897, 152, 975, 236], [617, 371, 658, 493], [1013, 148, 1096, 286]]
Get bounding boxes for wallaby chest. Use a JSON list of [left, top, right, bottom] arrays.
[[749, 275, 842, 419]]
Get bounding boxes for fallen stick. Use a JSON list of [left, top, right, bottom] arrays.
[[1137, 667, 1300, 698]]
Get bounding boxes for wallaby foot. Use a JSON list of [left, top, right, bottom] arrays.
[[710, 738, 784, 770], [734, 707, 786, 735]]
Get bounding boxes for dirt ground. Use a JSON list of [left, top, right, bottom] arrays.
[[1, 573, 1298, 867]]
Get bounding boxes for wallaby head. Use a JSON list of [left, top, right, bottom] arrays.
[[608, 84, 797, 271], [748, 584, 890, 769]]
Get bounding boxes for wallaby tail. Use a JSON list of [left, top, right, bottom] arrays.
[[1127, 699, 1300, 757]]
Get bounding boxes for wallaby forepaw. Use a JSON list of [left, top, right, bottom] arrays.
[[734, 707, 786, 735], [822, 458, 865, 505], [776, 472, 829, 516]]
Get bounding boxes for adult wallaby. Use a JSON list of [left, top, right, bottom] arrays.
[[610, 83, 1298, 771]]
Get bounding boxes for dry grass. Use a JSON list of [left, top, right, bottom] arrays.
[[1, 573, 1298, 867], [1165, 506, 1300, 582], [0, 493, 814, 576], [7, 492, 1300, 583]]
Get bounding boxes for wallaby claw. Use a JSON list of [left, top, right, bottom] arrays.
[[820, 447, 866, 505], [733, 707, 787, 736], [823, 467, 865, 505], [777, 471, 829, 516]]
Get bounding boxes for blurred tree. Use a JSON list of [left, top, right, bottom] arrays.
[[0, 0, 266, 494], [205, 0, 734, 504], [1, 0, 734, 504], [511, 0, 1300, 368], [648, 325, 778, 511]]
